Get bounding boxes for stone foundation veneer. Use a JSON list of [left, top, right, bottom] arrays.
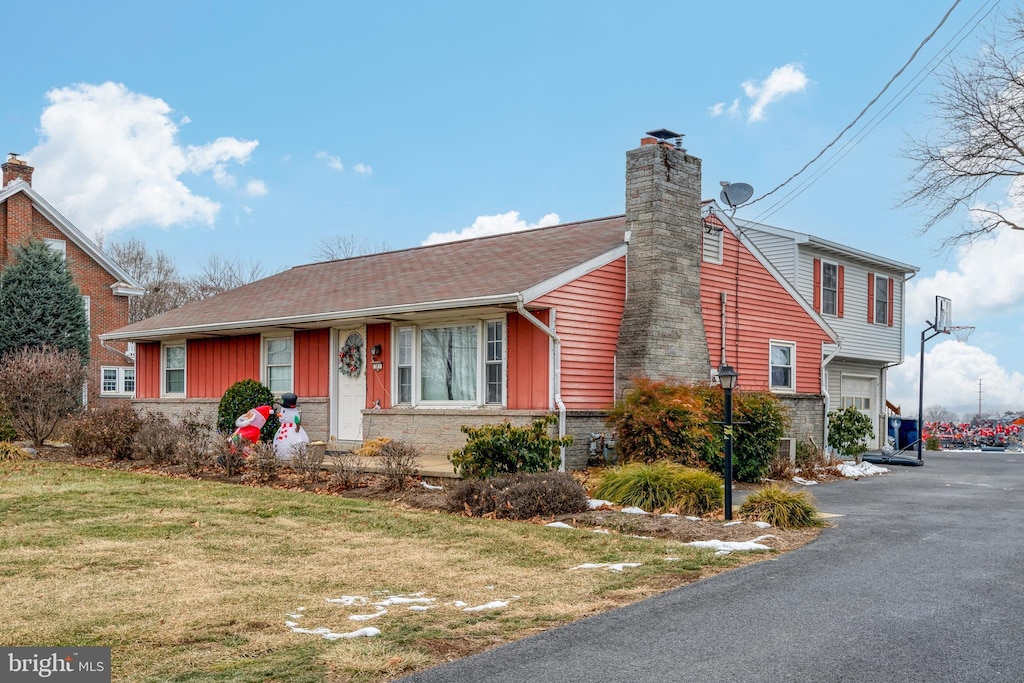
[[131, 397, 331, 441]]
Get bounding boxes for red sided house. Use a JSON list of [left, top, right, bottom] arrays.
[[101, 138, 837, 468], [1, 154, 144, 404]]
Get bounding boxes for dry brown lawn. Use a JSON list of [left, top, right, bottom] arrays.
[[0, 454, 823, 682]]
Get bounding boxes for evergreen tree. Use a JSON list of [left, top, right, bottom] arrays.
[[0, 239, 90, 363]]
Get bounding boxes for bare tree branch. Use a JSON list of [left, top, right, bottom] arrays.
[[312, 235, 389, 261], [901, 9, 1024, 249]]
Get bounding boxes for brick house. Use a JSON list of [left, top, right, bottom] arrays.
[[101, 137, 848, 468], [1, 154, 144, 404]]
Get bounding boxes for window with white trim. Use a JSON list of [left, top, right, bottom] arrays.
[[395, 319, 505, 405], [485, 321, 504, 404], [264, 336, 293, 394], [397, 327, 413, 404], [821, 261, 838, 316], [101, 366, 135, 396], [44, 238, 66, 259], [874, 275, 889, 324], [163, 343, 186, 395], [770, 341, 796, 392]]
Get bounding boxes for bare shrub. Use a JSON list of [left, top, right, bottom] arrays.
[[210, 435, 244, 477], [0, 346, 87, 447], [289, 442, 325, 481], [327, 453, 365, 488], [447, 472, 589, 519], [177, 409, 213, 474], [134, 411, 179, 465], [766, 453, 795, 481], [379, 441, 420, 491], [244, 441, 280, 483], [795, 438, 833, 480], [64, 405, 141, 460]]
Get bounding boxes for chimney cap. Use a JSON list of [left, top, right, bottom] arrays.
[[645, 129, 683, 141], [7, 152, 22, 161]]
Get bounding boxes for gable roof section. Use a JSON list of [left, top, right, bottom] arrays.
[[0, 179, 145, 293], [101, 216, 629, 341], [704, 201, 838, 344], [734, 216, 919, 275]]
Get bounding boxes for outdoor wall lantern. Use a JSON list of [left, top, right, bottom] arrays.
[[718, 364, 738, 521]]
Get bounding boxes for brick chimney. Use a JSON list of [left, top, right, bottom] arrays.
[[2, 154, 36, 264], [615, 135, 710, 395], [3, 154, 33, 187]]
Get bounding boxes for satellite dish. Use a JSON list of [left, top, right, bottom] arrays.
[[719, 182, 754, 209]]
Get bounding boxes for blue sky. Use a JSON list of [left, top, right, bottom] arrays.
[[3, 0, 1020, 418]]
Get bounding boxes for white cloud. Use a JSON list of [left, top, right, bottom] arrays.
[[316, 151, 344, 171], [27, 82, 260, 237], [421, 211, 561, 246], [887, 340, 1024, 417], [906, 226, 1024, 327], [353, 163, 373, 175], [711, 63, 809, 124], [245, 179, 268, 196]]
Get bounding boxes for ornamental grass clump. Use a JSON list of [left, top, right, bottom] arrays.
[[738, 484, 825, 529], [592, 461, 723, 515]]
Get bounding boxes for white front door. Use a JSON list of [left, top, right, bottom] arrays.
[[337, 328, 367, 441]]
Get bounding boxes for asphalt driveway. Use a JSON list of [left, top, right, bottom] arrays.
[[401, 450, 1024, 682]]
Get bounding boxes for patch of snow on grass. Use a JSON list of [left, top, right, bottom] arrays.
[[620, 506, 649, 515], [838, 461, 889, 477]]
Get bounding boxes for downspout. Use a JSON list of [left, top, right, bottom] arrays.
[[720, 292, 728, 366], [516, 295, 566, 471], [821, 339, 842, 454]]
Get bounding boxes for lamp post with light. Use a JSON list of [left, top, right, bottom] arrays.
[[718, 364, 738, 521]]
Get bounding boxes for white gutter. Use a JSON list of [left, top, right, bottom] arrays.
[[516, 295, 567, 472], [821, 339, 843, 454], [99, 293, 522, 342]]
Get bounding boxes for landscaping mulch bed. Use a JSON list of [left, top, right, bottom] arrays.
[[25, 443, 829, 554]]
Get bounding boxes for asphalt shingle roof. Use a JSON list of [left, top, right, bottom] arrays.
[[108, 215, 627, 339]]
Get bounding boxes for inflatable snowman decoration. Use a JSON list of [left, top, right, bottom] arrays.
[[229, 404, 271, 456], [274, 392, 309, 460]]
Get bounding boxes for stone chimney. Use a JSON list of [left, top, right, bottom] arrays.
[[2, 154, 33, 187], [615, 135, 710, 395]]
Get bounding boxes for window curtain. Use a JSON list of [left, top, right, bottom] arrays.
[[421, 326, 478, 401]]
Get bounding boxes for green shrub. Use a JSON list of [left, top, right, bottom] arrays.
[[447, 415, 571, 479], [379, 440, 420, 491], [697, 387, 790, 483], [133, 411, 179, 465], [215, 379, 279, 441], [446, 472, 589, 519], [738, 484, 824, 529], [592, 461, 723, 515], [64, 405, 142, 460], [925, 434, 941, 451], [828, 405, 874, 462], [608, 379, 716, 466], [0, 399, 17, 442]]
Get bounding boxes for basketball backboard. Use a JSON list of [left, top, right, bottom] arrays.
[[935, 296, 952, 333]]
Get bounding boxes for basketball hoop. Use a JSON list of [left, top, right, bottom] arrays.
[[950, 326, 975, 343]]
